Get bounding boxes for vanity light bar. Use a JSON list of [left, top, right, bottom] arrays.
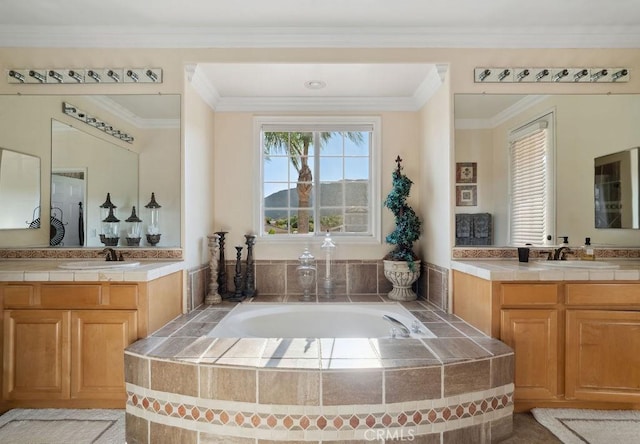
[[62, 102, 135, 144], [6, 68, 162, 84], [474, 67, 629, 83]]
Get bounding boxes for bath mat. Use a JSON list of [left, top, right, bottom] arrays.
[[531, 408, 640, 444], [0, 408, 124, 443]]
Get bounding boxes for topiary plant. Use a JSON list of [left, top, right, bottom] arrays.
[[383, 155, 421, 270]]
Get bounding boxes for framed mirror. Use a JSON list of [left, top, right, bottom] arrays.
[[455, 94, 640, 247]]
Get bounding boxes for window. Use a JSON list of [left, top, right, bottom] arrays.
[[508, 112, 555, 246], [256, 117, 380, 240]]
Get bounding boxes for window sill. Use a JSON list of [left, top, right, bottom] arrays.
[[257, 234, 382, 245]]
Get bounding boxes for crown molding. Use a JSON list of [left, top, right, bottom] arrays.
[[455, 95, 549, 130], [86, 96, 179, 129], [412, 64, 448, 109], [188, 65, 221, 111], [1, 25, 639, 48], [212, 96, 426, 112]]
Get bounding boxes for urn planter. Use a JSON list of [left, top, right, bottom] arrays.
[[383, 259, 421, 301]]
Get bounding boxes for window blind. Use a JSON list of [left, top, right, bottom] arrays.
[[509, 125, 548, 245]]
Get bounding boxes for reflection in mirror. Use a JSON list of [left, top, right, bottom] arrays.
[[0, 148, 40, 230], [455, 94, 640, 247], [0, 94, 181, 249], [52, 120, 139, 247], [595, 147, 640, 229]]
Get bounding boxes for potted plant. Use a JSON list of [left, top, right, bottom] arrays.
[[383, 155, 422, 301]]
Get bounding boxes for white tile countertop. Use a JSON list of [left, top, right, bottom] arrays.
[[0, 259, 184, 282], [451, 259, 640, 281]]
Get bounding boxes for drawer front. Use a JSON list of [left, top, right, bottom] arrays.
[[106, 285, 138, 308], [40, 285, 101, 308], [2, 285, 36, 308], [566, 284, 640, 306], [501, 283, 559, 306]]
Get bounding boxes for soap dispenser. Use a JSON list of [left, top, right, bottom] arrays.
[[581, 237, 596, 261]]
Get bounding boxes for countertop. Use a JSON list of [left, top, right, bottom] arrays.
[[0, 259, 184, 282], [451, 259, 640, 281]]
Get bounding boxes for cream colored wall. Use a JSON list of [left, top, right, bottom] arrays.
[[183, 79, 216, 265], [1, 47, 640, 264], [418, 74, 452, 268], [454, 129, 494, 214], [213, 111, 420, 260]]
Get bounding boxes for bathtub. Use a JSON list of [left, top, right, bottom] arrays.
[[126, 301, 515, 443], [208, 302, 434, 338]]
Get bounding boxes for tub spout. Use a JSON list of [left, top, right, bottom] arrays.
[[382, 315, 411, 338]]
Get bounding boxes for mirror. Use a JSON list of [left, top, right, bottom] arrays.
[[455, 94, 640, 247], [595, 147, 640, 229], [0, 94, 181, 248], [52, 120, 139, 247], [0, 148, 40, 230]]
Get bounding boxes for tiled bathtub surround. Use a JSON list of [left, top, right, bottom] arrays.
[[222, 259, 448, 308], [125, 300, 514, 443]]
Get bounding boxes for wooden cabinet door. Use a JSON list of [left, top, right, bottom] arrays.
[[501, 309, 559, 400], [566, 309, 640, 402], [3, 310, 70, 400], [70, 310, 137, 400]]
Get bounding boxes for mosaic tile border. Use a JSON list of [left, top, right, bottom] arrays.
[[0, 247, 183, 260], [452, 246, 640, 259], [126, 384, 513, 440]]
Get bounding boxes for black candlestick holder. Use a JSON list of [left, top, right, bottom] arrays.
[[215, 231, 228, 295], [228, 245, 246, 301], [243, 234, 257, 298]]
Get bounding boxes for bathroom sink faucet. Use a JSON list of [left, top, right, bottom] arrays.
[[549, 246, 572, 261], [102, 248, 123, 261]]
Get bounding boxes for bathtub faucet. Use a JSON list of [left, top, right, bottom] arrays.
[[382, 315, 411, 338]]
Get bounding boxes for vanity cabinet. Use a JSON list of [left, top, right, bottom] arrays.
[[452, 271, 640, 410], [499, 283, 561, 402], [501, 308, 560, 400], [3, 309, 70, 401], [0, 271, 182, 410], [564, 283, 640, 403], [3, 309, 136, 402]]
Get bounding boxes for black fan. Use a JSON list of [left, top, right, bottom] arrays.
[[28, 206, 66, 246]]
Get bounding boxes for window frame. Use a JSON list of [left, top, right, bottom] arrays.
[[507, 111, 556, 246], [254, 115, 382, 244]]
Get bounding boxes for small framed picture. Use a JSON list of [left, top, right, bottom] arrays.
[[456, 162, 477, 183], [456, 185, 477, 206]]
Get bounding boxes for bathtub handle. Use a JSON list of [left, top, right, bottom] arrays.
[[382, 315, 411, 338]]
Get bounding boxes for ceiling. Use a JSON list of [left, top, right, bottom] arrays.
[[2, 1, 638, 114], [1, 0, 639, 48], [192, 63, 444, 112]]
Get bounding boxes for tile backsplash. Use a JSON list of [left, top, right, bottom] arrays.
[[190, 259, 449, 311], [0, 247, 183, 260]]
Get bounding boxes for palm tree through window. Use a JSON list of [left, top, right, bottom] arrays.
[[262, 128, 372, 236]]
